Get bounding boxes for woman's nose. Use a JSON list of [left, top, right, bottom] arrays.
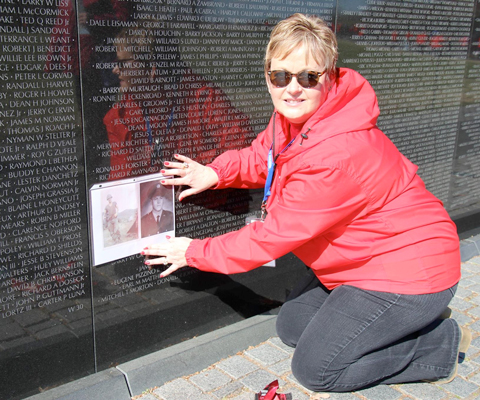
[[113, 65, 120, 75], [286, 76, 302, 94]]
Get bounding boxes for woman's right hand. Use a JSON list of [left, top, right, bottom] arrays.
[[161, 154, 219, 201]]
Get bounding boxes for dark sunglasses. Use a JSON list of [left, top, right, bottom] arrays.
[[268, 70, 326, 88]]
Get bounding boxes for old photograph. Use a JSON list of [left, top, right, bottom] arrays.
[[90, 173, 174, 266]]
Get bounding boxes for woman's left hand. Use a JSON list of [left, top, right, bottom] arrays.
[[142, 237, 193, 277]]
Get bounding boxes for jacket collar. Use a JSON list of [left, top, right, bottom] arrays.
[[273, 68, 380, 162]]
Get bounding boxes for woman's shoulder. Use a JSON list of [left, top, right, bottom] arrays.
[[298, 127, 411, 178], [302, 127, 392, 163], [300, 128, 418, 205]]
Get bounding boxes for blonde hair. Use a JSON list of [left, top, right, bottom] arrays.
[[265, 14, 338, 81]]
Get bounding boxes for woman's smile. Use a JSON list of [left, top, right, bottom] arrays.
[[267, 46, 328, 125]]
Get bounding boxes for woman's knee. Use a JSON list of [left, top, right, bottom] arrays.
[[276, 288, 327, 347], [291, 349, 338, 392], [275, 303, 298, 347], [290, 333, 355, 392]]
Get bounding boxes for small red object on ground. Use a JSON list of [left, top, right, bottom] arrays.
[[254, 380, 292, 400]]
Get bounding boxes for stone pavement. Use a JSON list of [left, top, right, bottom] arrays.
[[133, 255, 480, 400]]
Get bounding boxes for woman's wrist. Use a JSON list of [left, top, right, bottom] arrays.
[[205, 165, 221, 189]]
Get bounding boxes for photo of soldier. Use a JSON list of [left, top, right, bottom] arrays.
[[101, 187, 138, 247], [140, 182, 174, 238], [104, 193, 121, 244]]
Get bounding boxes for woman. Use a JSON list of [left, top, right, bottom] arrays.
[[142, 14, 467, 392]]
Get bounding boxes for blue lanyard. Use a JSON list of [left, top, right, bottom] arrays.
[[262, 146, 275, 204], [262, 140, 294, 203], [261, 114, 295, 219]]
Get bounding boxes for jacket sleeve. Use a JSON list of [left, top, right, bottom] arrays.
[[186, 164, 370, 274]]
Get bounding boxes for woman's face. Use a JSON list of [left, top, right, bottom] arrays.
[[266, 46, 329, 125]]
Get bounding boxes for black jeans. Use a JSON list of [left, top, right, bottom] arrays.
[[276, 273, 459, 392]]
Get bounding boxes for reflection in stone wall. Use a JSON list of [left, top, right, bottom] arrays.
[[0, 1, 94, 398], [0, 6, 88, 320], [0, 0, 479, 398], [336, 0, 478, 215], [451, 2, 480, 219]]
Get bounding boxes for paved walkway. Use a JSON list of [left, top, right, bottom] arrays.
[[134, 255, 480, 400]]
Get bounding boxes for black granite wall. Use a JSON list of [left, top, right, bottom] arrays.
[[0, 0, 479, 398]]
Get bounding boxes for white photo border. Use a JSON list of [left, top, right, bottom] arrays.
[[89, 173, 174, 266]]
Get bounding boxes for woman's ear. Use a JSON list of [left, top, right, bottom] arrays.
[[265, 72, 271, 94]]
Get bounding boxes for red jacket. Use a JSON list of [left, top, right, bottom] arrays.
[[186, 68, 460, 295]]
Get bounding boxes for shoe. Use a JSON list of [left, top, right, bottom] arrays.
[[435, 325, 472, 384], [460, 326, 472, 351], [439, 307, 452, 319]]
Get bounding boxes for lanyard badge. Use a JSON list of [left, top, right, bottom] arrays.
[[261, 146, 275, 221]]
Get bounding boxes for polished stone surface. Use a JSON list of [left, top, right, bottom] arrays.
[[2, 1, 480, 398]]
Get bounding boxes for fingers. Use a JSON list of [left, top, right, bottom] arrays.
[[161, 169, 181, 178], [160, 177, 183, 186], [161, 165, 188, 179], [143, 255, 182, 277], [173, 154, 193, 163], [163, 154, 194, 170], [144, 256, 168, 267], [142, 245, 168, 267], [159, 264, 182, 278], [161, 155, 194, 183], [142, 237, 191, 274], [163, 161, 186, 171], [177, 187, 198, 201], [143, 242, 167, 252], [160, 179, 196, 201]]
